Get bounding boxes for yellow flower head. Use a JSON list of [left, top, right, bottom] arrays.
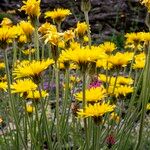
[[77, 102, 116, 118], [0, 62, 5, 69], [26, 103, 35, 113], [99, 42, 116, 54], [45, 8, 71, 23], [22, 48, 35, 55], [18, 34, 28, 43], [75, 87, 106, 103], [63, 29, 75, 42], [26, 90, 48, 99], [59, 46, 106, 69], [147, 103, 150, 110], [11, 79, 37, 93], [0, 17, 13, 27], [38, 22, 57, 35], [19, 21, 34, 38], [20, 0, 41, 18], [44, 31, 64, 47], [13, 59, 54, 79], [108, 52, 133, 67], [125, 32, 144, 45], [108, 85, 133, 97], [0, 82, 7, 91], [75, 22, 88, 38], [140, 0, 150, 12], [133, 52, 145, 69], [96, 58, 113, 70], [0, 26, 16, 46], [117, 76, 134, 85]]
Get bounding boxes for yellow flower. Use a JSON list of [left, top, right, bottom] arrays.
[[96, 58, 113, 70], [63, 30, 75, 42], [0, 26, 15, 46], [20, 0, 41, 18], [45, 8, 71, 23], [59, 46, 106, 69], [19, 21, 34, 38], [38, 22, 57, 35], [11, 79, 37, 93], [13, 59, 54, 79], [75, 22, 88, 38], [0, 62, 5, 69], [108, 52, 133, 67], [147, 103, 150, 110], [99, 42, 116, 54], [140, 0, 150, 12], [22, 48, 35, 55], [75, 87, 106, 103], [133, 52, 145, 69], [77, 102, 115, 118], [0, 17, 13, 27], [125, 32, 144, 45], [44, 31, 64, 47], [117, 76, 134, 85], [26, 90, 48, 99], [108, 85, 133, 97], [0, 82, 7, 91], [18, 35, 28, 43], [26, 103, 35, 113], [110, 112, 120, 123]]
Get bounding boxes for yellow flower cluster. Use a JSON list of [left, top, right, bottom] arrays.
[[45, 8, 71, 23], [20, 0, 41, 18]]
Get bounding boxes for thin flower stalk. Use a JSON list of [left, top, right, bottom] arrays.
[[135, 44, 150, 150]]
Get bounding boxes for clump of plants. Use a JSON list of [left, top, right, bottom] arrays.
[[0, 0, 150, 149]]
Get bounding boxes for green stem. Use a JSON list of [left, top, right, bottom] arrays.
[[82, 71, 89, 148], [34, 19, 40, 60], [12, 40, 17, 69], [135, 44, 150, 150], [55, 61, 61, 149], [3, 49, 27, 149], [84, 11, 91, 48]]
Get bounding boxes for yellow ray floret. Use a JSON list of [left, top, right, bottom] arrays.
[[26, 90, 48, 99], [75, 87, 106, 102], [77, 102, 116, 118], [11, 79, 37, 93], [45, 8, 71, 23], [13, 59, 54, 79], [20, 0, 41, 17]]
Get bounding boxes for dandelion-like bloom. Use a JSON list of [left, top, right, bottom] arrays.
[[13, 59, 54, 79], [38, 22, 57, 35], [99, 42, 116, 54], [75, 87, 106, 103], [26, 90, 48, 99], [140, 0, 150, 12], [0, 17, 13, 27], [133, 52, 145, 69], [0, 26, 15, 47], [125, 32, 144, 45], [0, 62, 5, 69], [45, 8, 71, 23], [75, 22, 88, 38], [59, 46, 106, 71], [0, 82, 7, 91], [108, 85, 133, 97], [108, 52, 133, 68], [19, 21, 34, 38], [20, 0, 41, 18], [77, 102, 115, 118], [26, 103, 35, 113], [11, 79, 37, 93]]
